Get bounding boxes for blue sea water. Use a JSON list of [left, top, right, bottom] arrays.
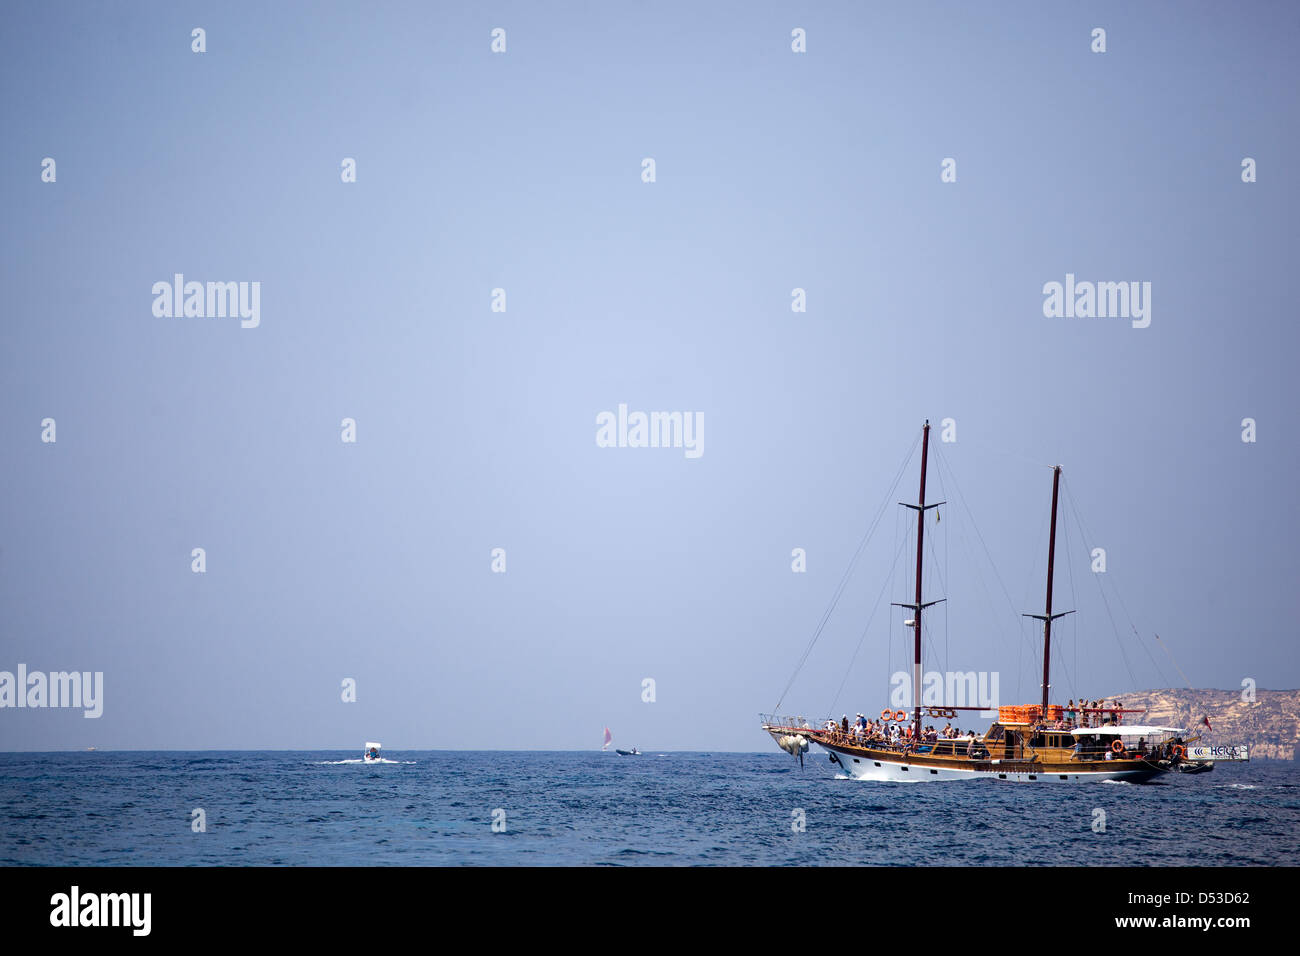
[[1, 751, 1295, 866]]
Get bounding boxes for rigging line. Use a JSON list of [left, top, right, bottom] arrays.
[[1094, 569, 1139, 692], [773, 430, 920, 712], [960, 436, 1057, 473], [938, 450, 1030, 687], [1017, 487, 1052, 698], [920, 513, 951, 680], [924, 509, 948, 597], [1064, 499, 1079, 701], [1063, 484, 1139, 692], [935, 454, 1012, 677], [892, 515, 915, 704], [1024, 498, 1050, 644], [1017, 616, 1023, 703], [1061, 478, 1168, 689], [1062, 477, 1157, 681], [887, 500, 899, 703], [938, 448, 1027, 632], [920, 614, 952, 693], [828, 530, 914, 715], [1152, 634, 1194, 689], [1053, 502, 1078, 703], [944, 462, 950, 674], [1093, 545, 1170, 687]]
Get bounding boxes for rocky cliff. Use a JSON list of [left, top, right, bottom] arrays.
[[1100, 688, 1300, 761]]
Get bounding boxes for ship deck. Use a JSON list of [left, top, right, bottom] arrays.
[[763, 721, 1175, 776]]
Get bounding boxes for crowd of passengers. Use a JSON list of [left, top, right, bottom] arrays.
[[1052, 699, 1133, 729], [821, 714, 989, 756], [823, 698, 1133, 741]]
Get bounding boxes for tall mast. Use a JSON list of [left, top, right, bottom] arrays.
[[894, 421, 943, 734], [1024, 465, 1072, 715], [1041, 466, 1061, 712], [913, 424, 929, 733]]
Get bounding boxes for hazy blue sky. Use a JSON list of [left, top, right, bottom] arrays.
[[2, 2, 1297, 751]]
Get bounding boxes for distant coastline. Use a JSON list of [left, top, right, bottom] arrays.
[[1102, 688, 1299, 761], [4, 687, 1298, 756]]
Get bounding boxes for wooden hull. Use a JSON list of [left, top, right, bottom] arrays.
[[816, 737, 1167, 783]]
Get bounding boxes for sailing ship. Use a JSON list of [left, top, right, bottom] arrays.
[[762, 421, 1232, 783]]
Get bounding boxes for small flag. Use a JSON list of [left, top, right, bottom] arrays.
[[1201, 715, 1213, 732]]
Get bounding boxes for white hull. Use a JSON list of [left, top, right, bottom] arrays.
[[820, 744, 1162, 783]]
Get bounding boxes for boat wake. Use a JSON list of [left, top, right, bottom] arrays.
[[321, 741, 414, 765]]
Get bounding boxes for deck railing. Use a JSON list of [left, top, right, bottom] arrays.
[[764, 716, 1189, 765]]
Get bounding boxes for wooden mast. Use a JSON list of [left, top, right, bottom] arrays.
[[893, 422, 943, 735], [1025, 465, 1072, 715], [1041, 466, 1061, 713], [912, 422, 930, 734]]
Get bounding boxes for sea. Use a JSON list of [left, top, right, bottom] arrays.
[[1, 750, 1296, 866]]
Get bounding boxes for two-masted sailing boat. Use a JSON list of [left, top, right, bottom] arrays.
[[762, 421, 1207, 783]]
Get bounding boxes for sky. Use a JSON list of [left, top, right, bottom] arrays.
[[1, 1, 1297, 751]]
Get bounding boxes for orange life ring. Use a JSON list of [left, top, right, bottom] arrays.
[[893, 710, 907, 722], [881, 709, 892, 721], [1111, 739, 1124, 753], [1172, 745, 1185, 758]]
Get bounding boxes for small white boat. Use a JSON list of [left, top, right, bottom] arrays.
[[362, 741, 382, 763]]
